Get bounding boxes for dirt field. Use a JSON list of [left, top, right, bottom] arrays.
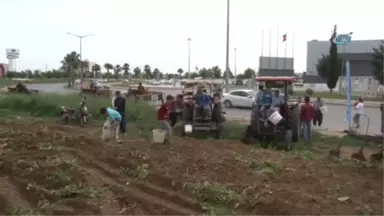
[[0, 120, 382, 215]]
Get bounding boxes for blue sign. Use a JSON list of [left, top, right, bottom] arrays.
[[333, 34, 352, 46], [345, 60, 352, 126]]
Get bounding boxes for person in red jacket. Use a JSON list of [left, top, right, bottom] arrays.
[[300, 96, 315, 144], [158, 95, 174, 144]]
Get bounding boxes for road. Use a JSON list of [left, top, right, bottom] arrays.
[[224, 106, 381, 135], [27, 83, 382, 134]]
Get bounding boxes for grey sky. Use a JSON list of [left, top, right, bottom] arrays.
[[1, 0, 383, 74]]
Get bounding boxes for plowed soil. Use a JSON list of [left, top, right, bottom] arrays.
[[0, 120, 382, 215]]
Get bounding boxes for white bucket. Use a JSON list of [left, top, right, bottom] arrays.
[[152, 129, 166, 143], [184, 124, 193, 133], [101, 120, 112, 141], [268, 111, 283, 125]]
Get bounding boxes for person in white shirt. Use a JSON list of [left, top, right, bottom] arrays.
[[353, 97, 364, 128]]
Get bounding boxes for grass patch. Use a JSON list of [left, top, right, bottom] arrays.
[[121, 163, 150, 179], [52, 183, 101, 199], [187, 181, 246, 207], [7, 200, 50, 215], [0, 93, 248, 140], [0, 93, 156, 122], [201, 203, 234, 216], [234, 156, 281, 174]]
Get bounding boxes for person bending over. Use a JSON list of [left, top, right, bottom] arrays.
[[100, 107, 122, 143]]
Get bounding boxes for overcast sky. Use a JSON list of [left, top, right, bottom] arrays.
[[1, 0, 383, 74]]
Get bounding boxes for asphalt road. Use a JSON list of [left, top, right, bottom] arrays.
[[27, 83, 382, 134], [224, 106, 381, 134]]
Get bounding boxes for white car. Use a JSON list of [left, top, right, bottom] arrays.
[[222, 89, 257, 108]]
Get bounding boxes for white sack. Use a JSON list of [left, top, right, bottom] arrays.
[[101, 120, 112, 141]]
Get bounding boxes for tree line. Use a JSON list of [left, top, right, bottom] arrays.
[[4, 51, 257, 86], [316, 25, 384, 93]]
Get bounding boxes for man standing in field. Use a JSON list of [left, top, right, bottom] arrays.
[[157, 95, 174, 144], [113, 91, 127, 138]]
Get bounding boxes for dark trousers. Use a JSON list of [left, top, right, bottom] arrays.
[[119, 113, 126, 133], [313, 110, 323, 126], [169, 112, 181, 127]]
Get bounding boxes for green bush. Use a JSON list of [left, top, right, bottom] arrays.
[[0, 93, 157, 122], [305, 88, 314, 96]]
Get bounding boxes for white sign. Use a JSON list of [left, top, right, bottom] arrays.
[[333, 34, 352, 46], [6, 48, 20, 59]]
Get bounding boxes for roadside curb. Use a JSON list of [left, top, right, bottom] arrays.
[[288, 98, 381, 108], [320, 99, 381, 108]]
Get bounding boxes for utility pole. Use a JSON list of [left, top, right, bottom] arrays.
[[67, 32, 94, 82], [234, 48, 237, 77], [225, 0, 230, 85], [187, 38, 191, 78]]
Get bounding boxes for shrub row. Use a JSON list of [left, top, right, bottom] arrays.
[[0, 93, 157, 123]]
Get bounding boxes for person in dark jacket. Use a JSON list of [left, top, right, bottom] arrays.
[[113, 91, 127, 136], [169, 94, 183, 126]]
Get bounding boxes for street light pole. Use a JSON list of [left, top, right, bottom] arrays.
[[187, 38, 191, 78], [225, 0, 230, 85], [338, 31, 353, 94], [234, 48, 237, 77], [67, 32, 94, 81]]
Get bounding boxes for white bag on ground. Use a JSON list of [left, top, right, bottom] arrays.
[[101, 120, 112, 141]]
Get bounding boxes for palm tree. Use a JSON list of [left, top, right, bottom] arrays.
[[32, 70, 40, 77], [61, 51, 81, 87], [104, 63, 113, 73], [177, 68, 183, 78], [143, 64, 152, 79], [133, 67, 141, 79], [114, 64, 122, 80], [91, 64, 101, 78], [122, 63, 130, 79], [153, 68, 160, 80]]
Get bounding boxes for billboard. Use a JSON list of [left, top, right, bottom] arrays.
[[6, 48, 20, 59], [259, 56, 294, 70]]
